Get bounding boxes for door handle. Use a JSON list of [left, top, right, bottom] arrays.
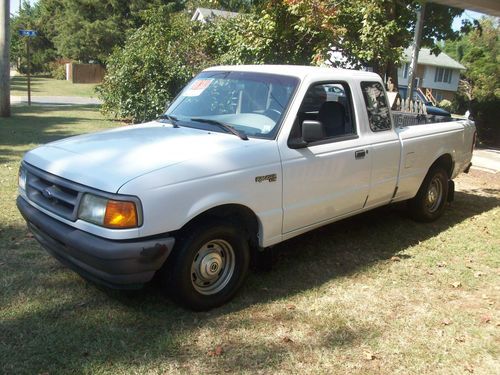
[[355, 150, 367, 159]]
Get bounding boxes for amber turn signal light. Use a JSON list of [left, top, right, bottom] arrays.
[[103, 200, 138, 229]]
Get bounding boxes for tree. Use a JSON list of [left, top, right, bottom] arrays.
[[38, 0, 183, 63], [203, 0, 340, 65], [444, 17, 499, 145], [206, 0, 465, 85], [329, 0, 465, 85], [10, 1, 57, 73]]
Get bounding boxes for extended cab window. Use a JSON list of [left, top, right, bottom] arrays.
[[361, 82, 391, 131], [290, 82, 356, 142]]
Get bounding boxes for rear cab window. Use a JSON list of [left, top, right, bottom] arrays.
[[361, 82, 392, 132]]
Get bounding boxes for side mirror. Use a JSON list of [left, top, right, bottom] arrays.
[[302, 120, 325, 143]]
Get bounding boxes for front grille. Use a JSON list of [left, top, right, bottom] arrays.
[[25, 164, 82, 221]]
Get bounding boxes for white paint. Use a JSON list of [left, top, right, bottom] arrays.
[[21, 65, 476, 248]]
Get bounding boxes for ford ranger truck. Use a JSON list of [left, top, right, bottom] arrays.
[[17, 65, 476, 310]]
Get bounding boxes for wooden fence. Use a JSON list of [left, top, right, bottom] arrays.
[[66, 63, 105, 84]]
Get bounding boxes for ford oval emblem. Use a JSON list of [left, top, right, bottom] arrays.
[[42, 187, 53, 199]]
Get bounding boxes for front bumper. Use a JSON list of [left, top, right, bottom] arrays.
[[17, 196, 175, 289]]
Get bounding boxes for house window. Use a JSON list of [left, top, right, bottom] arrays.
[[403, 63, 409, 79], [434, 68, 452, 83]]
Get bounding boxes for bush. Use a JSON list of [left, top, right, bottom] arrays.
[[49, 62, 67, 80], [438, 99, 452, 112], [97, 9, 212, 123], [471, 96, 500, 147]]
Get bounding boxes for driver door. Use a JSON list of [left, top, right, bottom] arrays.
[[280, 82, 372, 233]]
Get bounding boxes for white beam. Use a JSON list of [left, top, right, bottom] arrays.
[[431, 0, 500, 17]]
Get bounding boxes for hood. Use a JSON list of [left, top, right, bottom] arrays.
[[24, 121, 265, 193]]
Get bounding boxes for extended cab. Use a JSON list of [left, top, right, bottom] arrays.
[[17, 65, 476, 310]]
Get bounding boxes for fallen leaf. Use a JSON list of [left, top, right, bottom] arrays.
[[480, 315, 491, 324], [464, 363, 474, 373], [282, 336, 294, 344], [286, 304, 296, 310], [390, 256, 401, 262], [208, 345, 223, 357], [442, 319, 452, 326], [364, 351, 376, 360], [451, 281, 462, 288]]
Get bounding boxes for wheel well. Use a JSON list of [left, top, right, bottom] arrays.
[[430, 154, 454, 178], [181, 204, 260, 248]]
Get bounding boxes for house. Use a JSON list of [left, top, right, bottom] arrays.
[[398, 47, 466, 103], [191, 7, 239, 23]]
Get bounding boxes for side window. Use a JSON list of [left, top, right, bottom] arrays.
[[292, 82, 356, 141], [361, 82, 392, 132]]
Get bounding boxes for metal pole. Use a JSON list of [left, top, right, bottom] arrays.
[[0, 0, 10, 117], [26, 36, 31, 105], [407, 2, 426, 100]]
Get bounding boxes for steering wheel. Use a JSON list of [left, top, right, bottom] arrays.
[[263, 108, 282, 122]]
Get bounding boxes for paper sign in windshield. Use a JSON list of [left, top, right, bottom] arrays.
[[183, 79, 214, 97]]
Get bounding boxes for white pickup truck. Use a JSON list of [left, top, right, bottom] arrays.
[[17, 65, 476, 310]]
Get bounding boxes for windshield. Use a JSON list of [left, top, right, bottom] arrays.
[[165, 71, 299, 139]]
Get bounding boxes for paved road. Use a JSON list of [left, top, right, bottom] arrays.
[[11, 95, 102, 105], [472, 148, 500, 174]]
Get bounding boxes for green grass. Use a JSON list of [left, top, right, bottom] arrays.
[[10, 75, 98, 98], [1, 106, 499, 374]]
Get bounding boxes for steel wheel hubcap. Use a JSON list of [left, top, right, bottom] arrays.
[[191, 239, 235, 295], [426, 177, 443, 213]]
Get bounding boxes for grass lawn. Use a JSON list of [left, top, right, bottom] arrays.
[[10, 75, 98, 98], [1, 106, 499, 374]]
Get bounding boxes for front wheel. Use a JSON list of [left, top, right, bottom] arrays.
[[162, 220, 250, 311], [408, 167, 449, 222]]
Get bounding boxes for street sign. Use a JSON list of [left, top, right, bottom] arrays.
[[18, 30, 37, 37], [18, 30, 38, 106]]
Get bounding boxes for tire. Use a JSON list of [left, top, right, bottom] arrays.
[[408, 167, 449, 222], [162, 219, 250, 311]]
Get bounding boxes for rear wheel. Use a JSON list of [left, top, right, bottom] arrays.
[[162, 220, 250, 311], [408, 167, 449, 222]]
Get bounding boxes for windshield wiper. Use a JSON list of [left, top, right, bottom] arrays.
[[190, 118, 248, 140], [158, 114, 180, 128]]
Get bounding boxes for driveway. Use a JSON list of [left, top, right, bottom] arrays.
[[472, 148, 500, 174]]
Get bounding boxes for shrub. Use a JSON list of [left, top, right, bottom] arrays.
[[49, 62, 67, 80], [438, 99, 452, 112], [471, 96, 500, 146], [97, 9, 212, 123]]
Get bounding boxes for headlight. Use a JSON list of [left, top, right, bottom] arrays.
[[18, 167, 27, 191], [78, 194, 139, 229]]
